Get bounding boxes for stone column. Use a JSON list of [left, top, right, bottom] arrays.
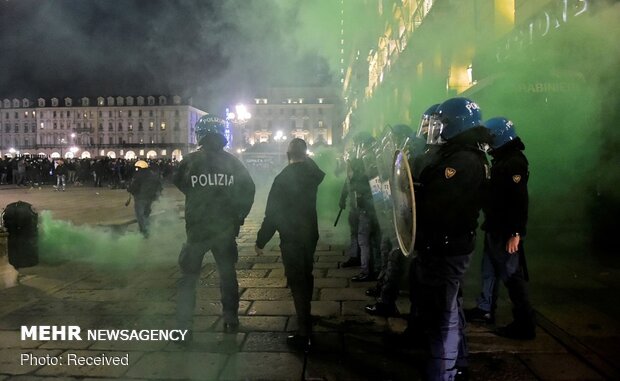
[[0, 229, 18, 289]]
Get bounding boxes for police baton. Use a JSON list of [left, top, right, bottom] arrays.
[[333, 208, 344, 227], [124, 195, 132, 207]]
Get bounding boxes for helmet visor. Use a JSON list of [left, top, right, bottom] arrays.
[[426, 115, 446, 145], [416, 114, 432, 139]]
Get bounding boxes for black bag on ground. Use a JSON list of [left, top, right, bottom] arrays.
[[2, 201, 39, 268]]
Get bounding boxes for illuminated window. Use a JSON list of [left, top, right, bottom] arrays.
[[160, 122, 166, 130]]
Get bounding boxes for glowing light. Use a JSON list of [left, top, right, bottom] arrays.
[[274, 130, 284, 141], [235, 104, 251, 121]]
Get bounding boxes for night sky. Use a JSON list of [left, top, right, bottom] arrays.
[[0, 0, 336, 113]]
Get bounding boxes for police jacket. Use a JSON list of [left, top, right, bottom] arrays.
[[128, 169, 162, 201], [173, 147, 255, 242], [339, 171, 375, 213], [482, 138, 529, 237], [415, 142, 488, 255], [256, 158, 325, 248]]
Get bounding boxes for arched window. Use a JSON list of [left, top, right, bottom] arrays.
[[12, 99, 20, 108], [126, 96, 134, 106], [22, 99, 30, 107], [97, 97, 105, 106], [107, 97, 114, 106], [64, 97, 72, 107], [173, 95, 181, 105], [116, 96, 124, 106], [147, 96, 155, 105], [81, 97, 90, 106], [51, 98, 59, 107], [137, 96, 144, 106], [159, 96, 167, 105]]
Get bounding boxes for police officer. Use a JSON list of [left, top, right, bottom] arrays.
[[414, 97, 491, 380], [365, 123, 416, 317], [255, 138, 325, 349], [340, 157, 378, 281], [174, 114, 255, 343], [338, 159, 361, 268], [127, 160, 162, 238], [465, 117, 535, 340]]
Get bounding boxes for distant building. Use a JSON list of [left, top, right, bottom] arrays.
[[238, 87, 340, 148], [0, 95, 207, 160]]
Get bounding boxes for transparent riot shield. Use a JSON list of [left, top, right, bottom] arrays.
[[392, 149, 416, 257]]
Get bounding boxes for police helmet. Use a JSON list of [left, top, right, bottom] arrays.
[[390, 124, 414, 144], [485, 117, 517, 150], [134, 160, 149, 169], [195, 114, 226, 145], [353, 131, 376, 158], [427, 97, 483, 144]]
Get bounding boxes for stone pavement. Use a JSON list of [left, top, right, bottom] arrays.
[[0, 185, 617, 380]]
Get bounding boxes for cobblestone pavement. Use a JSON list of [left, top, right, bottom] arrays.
[[0, 184, 617, 380]]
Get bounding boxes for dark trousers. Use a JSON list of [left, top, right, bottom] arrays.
[[377, 240, 405, 306], [281, 241, 316, 336], [176, 233, 239, 330], [476, 232, 534, 327], [133, 198, 152, 236], [415, 249, 472, 381]]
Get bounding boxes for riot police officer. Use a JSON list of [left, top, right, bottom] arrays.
[[414, 97, 491, 380], [127, 160, 162, 238], [174, 114, 255, 343], [465, 117, 535, 340], [255, 138, 325, 349]]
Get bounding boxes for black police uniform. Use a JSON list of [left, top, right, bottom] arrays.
[[256, 158, 325, 337], [173, 144, 255, 330], [127, 168, 162, 237], [476, 138, 535, 337], [414, 141, 488, 379], [339, 162, 378, 279]]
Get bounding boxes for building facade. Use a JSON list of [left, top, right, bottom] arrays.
[[237, 87, 340, 149], [0, 95, 206, 160]]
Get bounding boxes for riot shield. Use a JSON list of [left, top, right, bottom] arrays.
[[392, 149, 416, 257]]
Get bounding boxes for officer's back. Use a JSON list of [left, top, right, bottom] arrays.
[[173, 121, 254, 242]]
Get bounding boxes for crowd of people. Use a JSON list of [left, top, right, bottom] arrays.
[[0, 156, 178, 189]]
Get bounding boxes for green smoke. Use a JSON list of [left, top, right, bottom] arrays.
[[38, 211, 143, 268], [37, 195, 185, 268]]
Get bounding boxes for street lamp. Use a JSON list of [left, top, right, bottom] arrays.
[[226, 104, 252, 150], [70, 146, 79, 159], [59, 138, 67, 158], [273, 130, 288, 163]]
